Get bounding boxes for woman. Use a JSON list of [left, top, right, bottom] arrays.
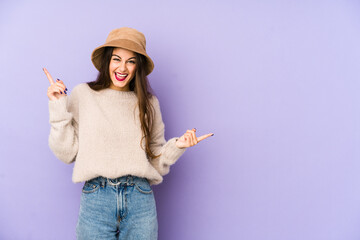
[[45, 27, 213, 239]]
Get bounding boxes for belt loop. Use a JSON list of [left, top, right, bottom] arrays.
[[106, 177, 110, 186], [126, 175, 129, 185], [100, 177, 105, 188], [127, 175, 133, 185]]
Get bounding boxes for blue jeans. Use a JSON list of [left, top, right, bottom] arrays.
[[76, 175, 158, 240]]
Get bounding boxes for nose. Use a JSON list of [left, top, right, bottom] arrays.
[[117, 61, 127, 72]]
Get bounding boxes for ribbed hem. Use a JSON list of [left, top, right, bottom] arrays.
[[162, 137, 187, 165]]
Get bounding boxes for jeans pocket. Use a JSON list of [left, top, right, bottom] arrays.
[[82, 179, 100, 194], [134, 179, 153, 194]]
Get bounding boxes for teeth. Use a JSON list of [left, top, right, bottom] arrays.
[[116, 73, 127, 77]]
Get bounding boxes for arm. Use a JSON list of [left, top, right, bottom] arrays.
[[48, 87, 79, 164], [148, 96, 186, 176]]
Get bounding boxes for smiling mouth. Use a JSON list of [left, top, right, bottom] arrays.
[[115, 72, 128, 81]]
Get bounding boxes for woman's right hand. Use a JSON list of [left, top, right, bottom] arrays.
[[43, 67, 68, 101]]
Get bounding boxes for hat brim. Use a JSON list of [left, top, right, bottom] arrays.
[[91, 39, 154, 76]]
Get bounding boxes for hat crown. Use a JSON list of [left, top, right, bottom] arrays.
[[106, 27, 146, 49]]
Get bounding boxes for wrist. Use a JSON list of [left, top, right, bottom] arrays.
[[175, 138, 185, 149]]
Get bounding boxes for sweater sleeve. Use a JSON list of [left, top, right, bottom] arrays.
[[148, 96, 186, 176], [48, 87, 79, 164]]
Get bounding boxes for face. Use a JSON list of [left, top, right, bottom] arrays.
[[108, 47, 137, 91]]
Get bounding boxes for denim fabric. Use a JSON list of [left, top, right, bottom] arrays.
[[76, 175, 158, 240]]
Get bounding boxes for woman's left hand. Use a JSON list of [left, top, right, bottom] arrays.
[[175, 128, 214, 149]]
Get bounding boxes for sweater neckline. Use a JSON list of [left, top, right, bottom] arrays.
[[87, 84, 137, 99]]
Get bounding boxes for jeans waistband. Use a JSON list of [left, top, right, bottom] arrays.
[[87, 175, 148, 187]]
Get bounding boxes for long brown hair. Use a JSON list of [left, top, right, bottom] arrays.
[[87, 47, 160, 159]]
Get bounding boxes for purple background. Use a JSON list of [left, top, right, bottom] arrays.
[[1, 0, 360, 239]]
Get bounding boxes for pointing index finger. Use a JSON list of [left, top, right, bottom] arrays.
[[43, 67, 55, 85], [197, 133, 214, 142]]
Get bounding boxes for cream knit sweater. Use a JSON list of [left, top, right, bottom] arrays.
[[48, 83, 186, 185]]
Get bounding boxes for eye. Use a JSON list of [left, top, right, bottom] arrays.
[[113, 58, 120, 61], [128, 60, 136, 64]]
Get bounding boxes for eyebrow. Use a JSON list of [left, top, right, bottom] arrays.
[[112, 54, 136, 60]]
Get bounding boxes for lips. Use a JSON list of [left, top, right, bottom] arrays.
[[115, 72, 128, 81]]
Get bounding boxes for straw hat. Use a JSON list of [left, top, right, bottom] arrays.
[[91, 27, 154, 75]]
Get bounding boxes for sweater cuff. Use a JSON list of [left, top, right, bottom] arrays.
[[48, 96, 68, 122], [162, 137, 187, 165]]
